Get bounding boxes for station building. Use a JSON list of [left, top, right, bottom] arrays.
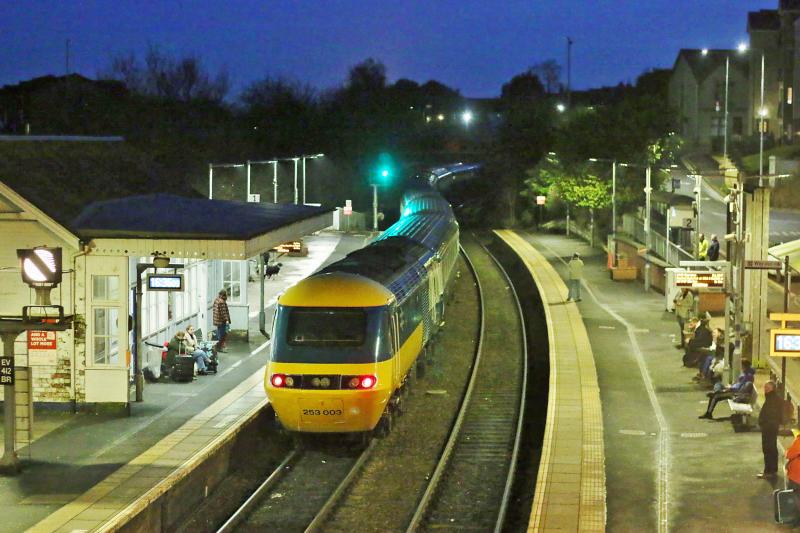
[[0, 138, 331, 409]]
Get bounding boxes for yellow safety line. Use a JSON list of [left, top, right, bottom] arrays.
[[27, 367, 268, 533], [493, 230, 606, 532]]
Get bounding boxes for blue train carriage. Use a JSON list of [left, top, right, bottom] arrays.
[[265, 190, 459, 435]]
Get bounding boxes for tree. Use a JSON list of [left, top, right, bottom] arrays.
[[531, 59, 561, 94], [501, 70, 545, 103], [347, 58, 387, 93]]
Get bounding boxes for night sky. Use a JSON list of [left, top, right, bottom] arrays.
[[0, 0, 776, 97]]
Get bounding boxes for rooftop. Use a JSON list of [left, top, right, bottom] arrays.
[[748, 9, 780, 31], [674, 49, 749, 84]]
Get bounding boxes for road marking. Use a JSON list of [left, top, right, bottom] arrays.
[[598, 325, 616, 330], [538, 239, 671, 533], [231, 360, 242, 368], [251, 340, 271, 356], [619, 429, 647, 436], [679, 432, 708, 438]]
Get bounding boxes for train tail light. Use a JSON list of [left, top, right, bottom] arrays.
[[344, 375, 378, 389], [271, 373, 287, 388]]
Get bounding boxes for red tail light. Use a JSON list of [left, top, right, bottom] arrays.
[[345, 375, 378, 389], [271, 373, 286, 388]]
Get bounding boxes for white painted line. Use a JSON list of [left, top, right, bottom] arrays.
[[251, 340, 271, 356], [538, 239, 671, 533], [231, 360, 242, 368], [619, 429, 647, 436], [679, 432, 708, 438], [598, 325, 616, 330]]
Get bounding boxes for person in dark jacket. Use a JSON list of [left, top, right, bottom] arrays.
[[707, 234, 720, 261], [758, 381, 783, 479], [699, 360, 755, 419], [684, 318, 713, 367]]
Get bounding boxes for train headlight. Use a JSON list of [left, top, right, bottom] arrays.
[[360, 375, 377, 389], [270, 374, 286, 388], [285, 376, 294, 387], [347, 377, 360, 389], [320, 377, 331, 388], [311, 377, 321, 387]]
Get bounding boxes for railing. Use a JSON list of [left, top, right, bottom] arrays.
[[620, 214, 693, 266]]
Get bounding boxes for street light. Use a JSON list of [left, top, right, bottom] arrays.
[[301, 153, 325, 205], [555, 103, 566, 113], [588, 158, 618, 240], [718, 43, 749, 161], [461, 110, 473, 126], [208, 163, 245, 200], [292, 157, 300, 204], [248, 159, 282, 203]]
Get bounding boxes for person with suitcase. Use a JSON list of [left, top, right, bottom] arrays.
[[778, 429, 800, 524], [213, 289, 231, 352], [184, 325, 212, 375], [166, 331, 199, 382]]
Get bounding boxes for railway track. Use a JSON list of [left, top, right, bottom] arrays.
[[217, 239, 526, 532], [407, 235, 528, 532]]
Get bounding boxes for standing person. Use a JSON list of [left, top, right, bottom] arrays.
[[697, 233, 708, 261], [213, 289, 231, 352], [673, 288, 695, 349], [707, 234, 720, 261], [758, 381, 783, 479], [567, 252, 584, 302]]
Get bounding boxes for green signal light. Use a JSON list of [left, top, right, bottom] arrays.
[[381, 169, 389, 178]]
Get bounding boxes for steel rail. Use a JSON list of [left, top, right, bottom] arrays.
[[480, 237, 529, 533], [304, 440, 377, 533], [216, 449, 300, 533], [405, 245, 486, 532]]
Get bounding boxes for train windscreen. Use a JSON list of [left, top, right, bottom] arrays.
[[287, 308, 367, 347]]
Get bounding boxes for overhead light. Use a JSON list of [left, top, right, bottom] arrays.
[[737, 42, 748, 54], [701, 48, 709, 56], [556, 103, 566, 113]]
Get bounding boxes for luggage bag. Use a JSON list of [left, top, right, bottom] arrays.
[[774, 488, 799, 524], [171, 355, 195, 382]]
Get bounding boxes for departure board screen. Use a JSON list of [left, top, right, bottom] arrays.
[[675, 270, 725, 289]]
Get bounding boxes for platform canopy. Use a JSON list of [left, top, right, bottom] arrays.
[[72, 193, 333, 259], [770, 239, 800, 274]]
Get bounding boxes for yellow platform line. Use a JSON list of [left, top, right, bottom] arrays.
[[493, 230, 606, 532], [27, 367, 268, 533]]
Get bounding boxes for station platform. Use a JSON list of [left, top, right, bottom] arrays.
[[524, 231, 788, 531], [0, 230, 371, 532]]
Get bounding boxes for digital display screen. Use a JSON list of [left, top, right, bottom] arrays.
[[147, 274, 183, 291], [675, 271, 726, 289], [775, 334, 800, 353]]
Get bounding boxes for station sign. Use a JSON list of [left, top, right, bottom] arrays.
[[147, 274, 184, 291], [0, 357, 14, 385], [745, 260, 783, 270], [248, 193, 261, 203], [675, 270, 726, 289], [536, 195, 546, 205]]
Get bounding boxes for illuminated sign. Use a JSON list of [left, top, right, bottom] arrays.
[[675, 270, 726, 289], [273, 241, 303, 254], [147, 274, 184, 291], [771, 329, 800, 357]]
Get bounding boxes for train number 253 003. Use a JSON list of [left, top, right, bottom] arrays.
[[302, 409, 343, 416]]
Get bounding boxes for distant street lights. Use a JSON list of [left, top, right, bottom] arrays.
[[555, 103, 566, 113], [461, 110, 473, 126]]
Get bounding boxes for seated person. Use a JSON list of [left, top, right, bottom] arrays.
[[165, 331, 187, 368], [698, 359, 755, 419], [695, 329, 724, 380], [684, 318, 713, 368], [183, 325, 211, 375]]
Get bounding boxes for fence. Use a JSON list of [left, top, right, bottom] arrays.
[[620, 213, 693, 266]]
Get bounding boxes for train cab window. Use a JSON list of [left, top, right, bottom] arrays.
[[287, 308, 366, 347]]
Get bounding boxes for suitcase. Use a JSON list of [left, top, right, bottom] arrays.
[[171, 355, 195, 382], [774, 488, 799, 524]]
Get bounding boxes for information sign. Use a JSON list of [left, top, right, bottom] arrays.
[[675, 270, 726, 289], [745, 260, 783, 270], [0, 357, 14, 385], [344, 199, 353, 216], [247, 193, 261, 203], [147, 274, 184, 291], [770, 328, 800, 357], [28, 330, 57, 366], [536, 195, 546, 205]]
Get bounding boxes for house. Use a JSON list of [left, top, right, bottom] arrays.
[[669, 49, 750, 149]]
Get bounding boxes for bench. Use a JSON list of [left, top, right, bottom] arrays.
[[728, 387, 759, 432]]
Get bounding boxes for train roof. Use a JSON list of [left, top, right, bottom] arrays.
[[279, 272, 394, 307], [318, 237, 431, 302], [376, 213, 457, 253]]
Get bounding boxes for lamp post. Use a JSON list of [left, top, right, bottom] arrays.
[[758, 50, 766, 178], [207, 163, 245, 200], [723, 42, 749, 161], [247, 159, 283, 203], [293, 158, 299, 204], [300, 153, 325, 205], [588, 158, 618, 237]]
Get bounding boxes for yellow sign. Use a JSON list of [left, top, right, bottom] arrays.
[[675, 270, 726, 289]]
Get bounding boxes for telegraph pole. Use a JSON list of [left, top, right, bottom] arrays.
[[566, 37, 573, 109]]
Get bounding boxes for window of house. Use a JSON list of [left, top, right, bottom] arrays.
[[222, 261, 242, 303], [93, 307, 120, 365]]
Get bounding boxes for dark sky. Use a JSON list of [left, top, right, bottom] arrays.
[[0, 0, 775, 98]]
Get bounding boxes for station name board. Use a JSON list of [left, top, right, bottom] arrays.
[[675, 270, 726, 289], [147, 274, 184, 291]]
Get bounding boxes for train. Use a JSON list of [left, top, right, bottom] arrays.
[[264, 187, 459, 436]]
